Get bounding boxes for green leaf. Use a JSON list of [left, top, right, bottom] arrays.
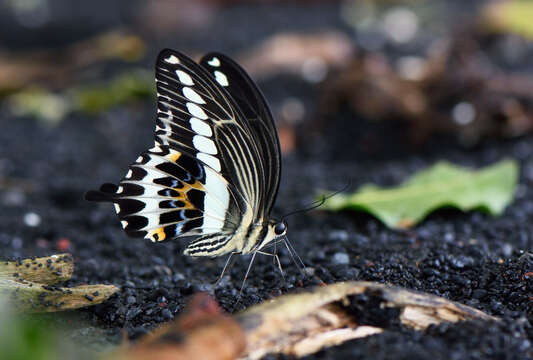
[[73, 69, 155, 113], [322, 159, 519, 229], [483, 0, 533, 41]]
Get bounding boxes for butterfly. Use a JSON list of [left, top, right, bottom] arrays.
[[85, 49, 291, 265]]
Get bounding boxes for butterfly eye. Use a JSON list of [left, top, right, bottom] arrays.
[[274, 222, 286, 235]]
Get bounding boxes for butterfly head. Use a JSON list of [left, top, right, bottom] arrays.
[[273, 220, 287, 236], [259, 219, 287, 250]]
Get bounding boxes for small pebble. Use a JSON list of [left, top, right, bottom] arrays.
[[332, 252, 350, 265], [23, 212, 41, 227], [502, 243, 513, 257], [126, 307, 142, 320], [56, 237, 71, 251], [304, 267, 315, 276], [172, 273, 185, 282], [449, 255, 474, 269], [443, 232, 455, 243], [329, 230, 349, 241], [161, 308, 173, 320], [124, 281, 136, 288]]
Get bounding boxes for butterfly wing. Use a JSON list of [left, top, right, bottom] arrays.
[[86, 49, 272, 256], [200, 53, 281, 216], [154, 50, 268, 217], [86, 144, 245, 240]]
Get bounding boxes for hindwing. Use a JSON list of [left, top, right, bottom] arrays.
[[86, 145, 246, 245]]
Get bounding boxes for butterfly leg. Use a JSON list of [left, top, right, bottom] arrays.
[[273, 240, 277, 267], [234, 251, 259, 309], [215, 251, 240, 286], [256, 250, 286, 285], [283, 236, 325, 284], [282, 236, 307, 278]]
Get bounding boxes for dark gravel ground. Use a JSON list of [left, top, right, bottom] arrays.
[[1, 1, 533, 359]]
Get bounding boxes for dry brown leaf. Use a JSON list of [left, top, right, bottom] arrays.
[[0, 253, 118, 312], [107, 293, 245, 360], [237, 281, 496, 359], [0, 253, 73, 284], [290, 326, 383, 358]]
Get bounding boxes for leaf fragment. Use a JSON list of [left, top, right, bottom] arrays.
[[108, 282, 496, 359], [483, 0, 533, 40], [322, 159, 518, 229], [237, 281, 496, 359], [0, 254, 118, 313]]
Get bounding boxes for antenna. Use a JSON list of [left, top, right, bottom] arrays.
[[281, 180, 352, 221]]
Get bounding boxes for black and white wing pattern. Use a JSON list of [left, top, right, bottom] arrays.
[[86, 49, 281, 257], [199, 53, 281, 216]]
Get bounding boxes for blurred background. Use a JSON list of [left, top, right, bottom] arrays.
[[2, 0, 533, 163], [1, 0, 533, 357], [2, 0, 533, 244]]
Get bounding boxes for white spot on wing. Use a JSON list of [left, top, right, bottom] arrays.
[[186, 102, 208, 120], [214, 71, 229, 86], [127, 167, 167, 185], [190, 118, 212, 137], [202, 168, 228, 232], [120, 220, 128, 228], [183, 87, 205, 104], [165, 55, 180, 64], [127, 183, 163, 197], [207, 57, 220, 67], [143, 155, 167, 169], [114, 203, 121, 214], [202, 193, 226, 220], [117, 186, 124, 194], [140, 213, 160, 231], [139, 198, 164, 211], [136, 156, 143, 163], [175, 70, 193, 85], [125, 170, 133, 179], [157, 108, 171, 116], [202, 171, 224, 231], [197, 153, 221, 172], [193, 135, 217, 155]]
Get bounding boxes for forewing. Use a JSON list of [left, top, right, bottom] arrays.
[[154, 49, 267, 218], [200, 52, 281, 215]]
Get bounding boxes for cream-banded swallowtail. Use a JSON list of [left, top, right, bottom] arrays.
[[86, 49, 289, 260]]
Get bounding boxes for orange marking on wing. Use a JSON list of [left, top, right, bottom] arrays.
[[148, 227, 166, 242], [178, 197, 196, 209], [168, 151, 181, 162], [187, 180, 204, 190], [168, 188, 197, 210]]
